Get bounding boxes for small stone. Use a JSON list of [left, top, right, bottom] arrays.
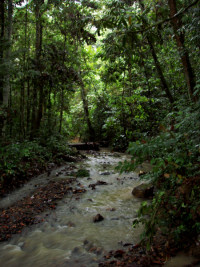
[[93, 214, 104, 223], [67, 221, 75, 227], [83, 239, 89, 245], [100, 171, 111, 175], [113, 250, 125, 258], [72, 247, 80, 254]]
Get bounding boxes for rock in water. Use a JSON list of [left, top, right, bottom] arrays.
[[93, 214, 104, 223], [132, 183, 154, 198]]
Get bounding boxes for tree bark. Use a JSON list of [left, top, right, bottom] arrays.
[[0, 0, 5, 105], [31, 0, 44, 137], [168, 0, 196, 101]]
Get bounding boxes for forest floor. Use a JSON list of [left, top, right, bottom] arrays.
[[0, 176, 86, 242], [99, 233, 200, 267], [0, 152, 82, 198]]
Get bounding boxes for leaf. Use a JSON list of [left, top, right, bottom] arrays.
[[164, 173, 170, 178]]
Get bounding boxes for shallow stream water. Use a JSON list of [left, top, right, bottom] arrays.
[[0, 150, 198, 267], [0, 151, 144, 267]]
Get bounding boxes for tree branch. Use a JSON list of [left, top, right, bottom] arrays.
[[133, 0, 200, 34]]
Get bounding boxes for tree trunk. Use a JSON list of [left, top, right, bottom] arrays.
[[3, 0, 13, 107], [2, 0, 13, 137], [20, 81, 25, 140], [147, 36, 174, 103], [59, 34, 67, 134], [80, 77, 95, 141], [59, 87, 64, 134], [168, 0, 196, 101], [0, 0, 5, 137], [138, 0, 174, 104], [0, 0, 5, 105], [31, 0, 44, 137]]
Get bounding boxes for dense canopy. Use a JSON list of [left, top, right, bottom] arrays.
[[0, 0, 200, 263]]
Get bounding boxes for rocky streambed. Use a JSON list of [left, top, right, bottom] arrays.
[[0, 150, 145, 267], [0, 150, 199, 267]]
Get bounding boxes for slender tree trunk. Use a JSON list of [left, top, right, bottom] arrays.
[[80, 77, 95, 141], [31, 0, 44, 137], [59, 87, 64, 134], [20, 82, 25, 140], [0, 0, 5, 138], [138, 0, 174, 104], [147, 36, 174, 103], [47, 82, 52, 135], [0, 0, 5, 105], [127, 62, 133, 97], [2, 0, 13, 137], [24, 4, 30, 137], [27, 79, 30, 135], [3, 0, 13, 107], [139, 48, 151, 97], [168, 0, 196, 101], [59, 35, 67, 134], [35, 0, 44, 130]]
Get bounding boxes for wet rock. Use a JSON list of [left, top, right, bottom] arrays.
[[93, 213, 104, 223], [100, 171, 111, 175], [89, 246, 103, 255], [106, 207, 116, 211], [132, 183, 154, 198], [113, 249, 125, 258], [89, 181, 108, 190], [89, 184, 96, 190], [89, 247, 97, 253], [96, 181, 108, 185], [67, 221, 75, 227], [72, 188, 86, 194], [18, 242, 24, 248], [83, 239, 89, 245], [72, 247, 80, 254]]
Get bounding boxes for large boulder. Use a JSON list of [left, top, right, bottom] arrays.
[[132, 183, 154, 199]]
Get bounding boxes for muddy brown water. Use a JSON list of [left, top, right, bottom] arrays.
[[0, 150, 198, 267]]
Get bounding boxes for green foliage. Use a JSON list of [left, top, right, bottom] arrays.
[[0, 138, 73, 192], [121, 101, 200, 247]]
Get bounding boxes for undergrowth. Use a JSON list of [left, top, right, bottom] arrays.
[[119, 100, 200, 249], [0, 136, 74, 195]]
